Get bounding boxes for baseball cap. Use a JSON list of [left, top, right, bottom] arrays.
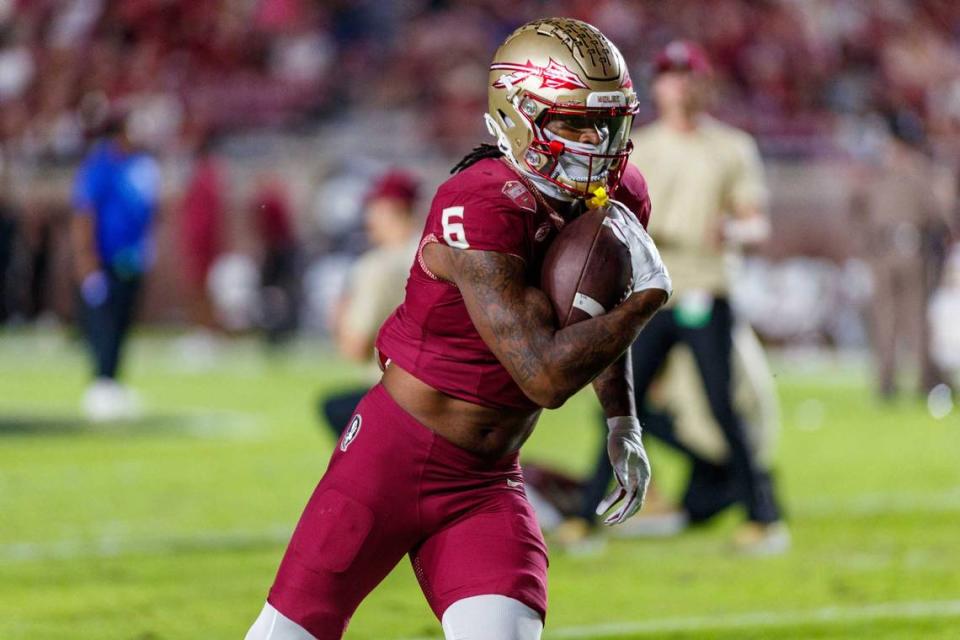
[[365, 170, 420, 207], [654, 40, 713, 76]]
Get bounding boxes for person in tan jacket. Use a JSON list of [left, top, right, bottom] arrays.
[[561, 41, 787, 555]]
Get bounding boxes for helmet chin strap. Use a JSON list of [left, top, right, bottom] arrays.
[[521, 168, 577, 202]]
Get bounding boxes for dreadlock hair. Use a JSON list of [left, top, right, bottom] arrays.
[[451, 144, 504, 174]]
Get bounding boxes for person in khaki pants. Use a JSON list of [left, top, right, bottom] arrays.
[[559, 41, 787, 554], [850, 110, 955, 399]]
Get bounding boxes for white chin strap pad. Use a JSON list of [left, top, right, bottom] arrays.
[[245, 602, 317, 640], [441, 595, 544, 640]]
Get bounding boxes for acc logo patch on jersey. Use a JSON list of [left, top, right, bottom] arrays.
[[502, 180, 537, 212], [340, 414, 362, 452]]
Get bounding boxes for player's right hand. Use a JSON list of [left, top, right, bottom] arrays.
[[81, 270, 108, 307], [602, 203, 672, 298]]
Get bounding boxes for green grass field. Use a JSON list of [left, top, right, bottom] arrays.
[[1, 330, 958, 639]]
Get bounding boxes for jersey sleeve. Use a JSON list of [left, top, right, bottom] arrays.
[[428, 185, 529, 259], [728, 134, 769, 212]]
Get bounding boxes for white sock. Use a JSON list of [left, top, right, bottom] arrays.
[[441, 595, 543, 640]]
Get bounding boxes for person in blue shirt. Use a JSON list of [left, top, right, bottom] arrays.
[[71, 113, 161, 421]]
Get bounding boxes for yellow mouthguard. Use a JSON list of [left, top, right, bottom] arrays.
[[587, 186, 609, 209]]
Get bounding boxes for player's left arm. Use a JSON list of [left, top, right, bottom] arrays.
[[593, 352, 635, 418], [589, 177, 655, 525], [589, 311, 651, 526]]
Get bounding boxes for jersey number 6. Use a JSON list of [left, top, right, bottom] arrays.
[[442, 207, 470, 249]]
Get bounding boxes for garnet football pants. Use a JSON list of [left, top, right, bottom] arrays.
[[267, 384, 548, 639]]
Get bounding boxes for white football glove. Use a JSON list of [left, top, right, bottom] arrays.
[[602, 203, 672, 298], [596, 416, 652, 526]]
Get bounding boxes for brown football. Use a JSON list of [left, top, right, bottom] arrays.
[[540, 206, 632, 328]]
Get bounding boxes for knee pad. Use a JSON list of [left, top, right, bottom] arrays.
[[245, 602, 317, 640], [441, 595, 543, 640]]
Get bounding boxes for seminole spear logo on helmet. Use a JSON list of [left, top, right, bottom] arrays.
[[491, 59, 590, 91]]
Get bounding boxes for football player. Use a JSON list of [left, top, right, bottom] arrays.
[[246, 18, 670, 640]]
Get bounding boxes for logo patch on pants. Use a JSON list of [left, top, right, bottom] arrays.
[[340, 414, 362, 452]]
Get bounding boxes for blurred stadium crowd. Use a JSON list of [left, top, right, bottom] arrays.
[[0, 0, 958, 358], [2, 0, 960, 156]]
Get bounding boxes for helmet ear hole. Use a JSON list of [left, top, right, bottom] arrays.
[[498, 109, 515, 129]]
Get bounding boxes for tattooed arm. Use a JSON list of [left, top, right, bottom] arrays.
[[422, 243, 665, 409], [592, 352, 636, 418]]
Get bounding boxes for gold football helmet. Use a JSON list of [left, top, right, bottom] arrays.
[[485, 18, 638, 200]]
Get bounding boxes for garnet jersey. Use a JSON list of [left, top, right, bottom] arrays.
[[376, 158, 651, 410]]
